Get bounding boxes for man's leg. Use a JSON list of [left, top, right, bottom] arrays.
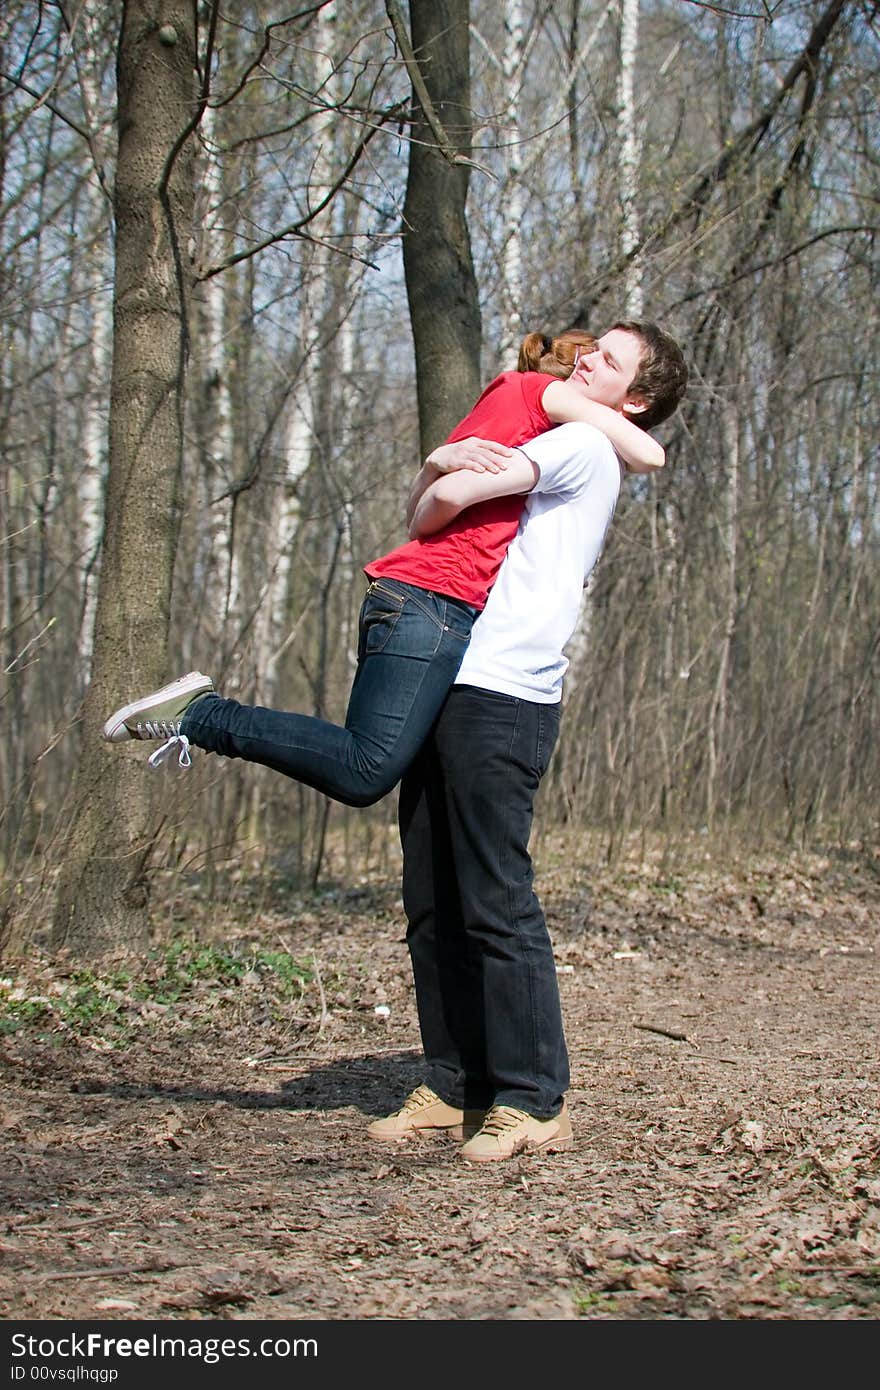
[[398, 740, 492, 1112], [433, 685, 569, 1122], [365, 737, 489, 1142]]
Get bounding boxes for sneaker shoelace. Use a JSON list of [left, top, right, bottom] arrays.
[[144, 727, 193, 768], [477, 1105, 528, 1136], [397, 1084, 441, 1116]]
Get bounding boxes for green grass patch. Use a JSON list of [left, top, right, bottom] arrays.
[[0, 996, 52, 1034], [139, 940, 313, 1004], [0, 941, 313, 1042], [574, 1289, 618, 1316]]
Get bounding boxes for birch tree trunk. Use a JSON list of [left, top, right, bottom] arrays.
[[258, 3, 341, 709], [617, 0, 642, 317], [52, 1, 197, 956], [498, 0, 525, 362], [559, 2, 644, 711], [192, 95, 238, 647], [708, 386, 740, 831], [74, 1, 115, 678]]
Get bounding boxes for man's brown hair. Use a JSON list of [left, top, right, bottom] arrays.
[[610, 320, 688, 430]]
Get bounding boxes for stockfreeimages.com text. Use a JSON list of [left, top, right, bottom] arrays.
[[11, 1335, 316, 1365]]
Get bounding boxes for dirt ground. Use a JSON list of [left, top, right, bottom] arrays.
[[1, 834, 878, 1322]]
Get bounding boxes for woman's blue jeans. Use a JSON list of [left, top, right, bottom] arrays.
[[179, 579, 477, 807]]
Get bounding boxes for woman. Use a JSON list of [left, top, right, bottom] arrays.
[[103, 328, 663, 804]]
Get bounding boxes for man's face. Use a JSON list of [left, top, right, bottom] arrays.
[[569, 328, 645, 414]]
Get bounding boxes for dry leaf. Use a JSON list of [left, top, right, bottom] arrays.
[[739, 1120, 765, 1155]]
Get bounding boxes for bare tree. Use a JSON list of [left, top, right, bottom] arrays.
[[392, 0, 482, 452], [617, 0, 642, 316], [52, 2, 199, 955]]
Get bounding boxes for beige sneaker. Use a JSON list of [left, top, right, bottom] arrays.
[[460, 1101, 572, 1163], [366, 1084, 483, 1143]]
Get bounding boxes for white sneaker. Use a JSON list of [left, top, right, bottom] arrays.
[[102, 672, 214, 767]]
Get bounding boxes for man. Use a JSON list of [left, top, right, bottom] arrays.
[[366, 322, 687, 1162]]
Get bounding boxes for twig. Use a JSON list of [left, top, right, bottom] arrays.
[[4, 617, 57, 675], [245, 1058, 309, 1069], [279, 933, 328, 1035], [681, 1055, 740, 1064], [632, 1021, 700, 1049], [45, 1215, 120, 1234], [679, 0, 772, 17], [384, 0, 493, 177], [312, 955, 329, 1037], [39, 1261, 178, 1282]]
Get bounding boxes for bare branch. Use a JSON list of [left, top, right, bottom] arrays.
[[198, 121, 386, 282], [576, 0, 853, 310], [208, 7, 330, 112], [384, 0, 494, 177], [669, 224, 878, 309], [4, 617, 57, 676], [0, 70, 100, 149], [677, 0, 777, 18]]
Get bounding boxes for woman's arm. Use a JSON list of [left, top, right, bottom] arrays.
[[409, 450, 538, 539], [541, 380, 664, 472], [405, 461, 442, 531], [404, 438, 515, 529]]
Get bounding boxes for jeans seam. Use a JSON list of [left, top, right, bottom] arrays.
[[537, 706, 560, 778], [500, 702, 543, 1113], [408, 589, 466, 638], [374, 581, 472, 641], [362, 603, 404, 657]]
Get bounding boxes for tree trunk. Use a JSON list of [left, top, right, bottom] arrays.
[[617, 0, 642, 317], [498, 0, 525, 362], [51, 1, 196, 957], [75, 0, 115, 679], [708, 385, 740, 832], [402, 0, 482, 455]]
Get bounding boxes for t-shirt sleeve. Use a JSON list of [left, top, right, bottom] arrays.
[[517, 421, 619, 499], [517, 372, 556, 436]]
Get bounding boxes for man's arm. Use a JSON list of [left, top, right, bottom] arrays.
[[409, 449, 539, 538]]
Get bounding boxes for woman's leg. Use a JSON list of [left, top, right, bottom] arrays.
[[180, 580, 475, 807]]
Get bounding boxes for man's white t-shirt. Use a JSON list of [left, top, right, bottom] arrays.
[[454, 422, 622, 704]]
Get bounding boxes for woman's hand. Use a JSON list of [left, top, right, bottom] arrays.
[[406, 437, 516, 529], [426, 437, 515, 475]]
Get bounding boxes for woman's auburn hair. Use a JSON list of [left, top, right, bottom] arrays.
[[517, 329, 598, 379]]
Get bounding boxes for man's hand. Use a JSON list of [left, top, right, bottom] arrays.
[[409, 449, 538, 539], [426, 437, 515, 475]]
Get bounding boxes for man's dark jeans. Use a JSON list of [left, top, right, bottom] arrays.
[[399, 683, 568, 1119], [181, 579, 476, 807]]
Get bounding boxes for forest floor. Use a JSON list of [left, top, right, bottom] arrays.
[[1, 831, 878, 1322]]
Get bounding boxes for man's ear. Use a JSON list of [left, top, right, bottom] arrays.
[[622, 396, 648, 420]]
